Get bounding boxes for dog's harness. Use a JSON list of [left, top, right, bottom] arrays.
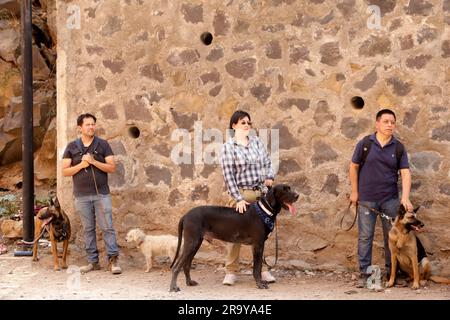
[[52, 217, 70, 242], [255, 201, 275, 234]]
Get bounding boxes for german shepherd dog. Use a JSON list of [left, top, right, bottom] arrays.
[[32, 192, 71, 271], [387, 205, 450, 289]]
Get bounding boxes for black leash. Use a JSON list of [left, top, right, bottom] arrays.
[[263, 221, 278, 269], [340, 202, 357, 231], [340, 202, 394, 231]]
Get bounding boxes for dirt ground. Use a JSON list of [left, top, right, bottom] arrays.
[[1, 242, 450, 300]]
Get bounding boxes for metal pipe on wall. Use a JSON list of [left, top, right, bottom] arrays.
[[21, 0, 34, 243]]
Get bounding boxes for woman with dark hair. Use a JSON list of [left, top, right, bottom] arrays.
[[219, 110, 276, 285]]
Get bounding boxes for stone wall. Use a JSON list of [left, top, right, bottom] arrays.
[[57, 0, 450, 271]]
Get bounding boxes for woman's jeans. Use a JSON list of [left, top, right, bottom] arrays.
[[357, 197, 400, 275], [74, 194, 119, 263]]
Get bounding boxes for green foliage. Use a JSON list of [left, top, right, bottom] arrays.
[[0, 195, 19, 217]]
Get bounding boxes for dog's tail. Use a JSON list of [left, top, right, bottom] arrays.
[[429, 275, 450, 284], [170, 216, 184, 269]]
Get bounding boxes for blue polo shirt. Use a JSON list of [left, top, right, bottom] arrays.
[[351, 134, 409, 202]]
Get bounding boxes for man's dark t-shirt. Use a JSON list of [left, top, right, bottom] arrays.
[[63, 137, 114, 197]]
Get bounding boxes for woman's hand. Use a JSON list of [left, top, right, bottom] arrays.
[[236, 200, 250, 214], [264, 179, 274, 187]]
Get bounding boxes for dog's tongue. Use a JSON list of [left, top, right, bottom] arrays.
[[286, 203, 297, 215]]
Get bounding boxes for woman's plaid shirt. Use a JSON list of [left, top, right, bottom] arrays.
[[220, 135, 274, 202]]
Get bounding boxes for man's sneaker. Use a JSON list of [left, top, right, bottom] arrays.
[[222, 273, 237, 285], [261, 271, 276, 283], [108, 256, 122, 275], [80, 262, 101, 274], [356, 274, 369, 288]]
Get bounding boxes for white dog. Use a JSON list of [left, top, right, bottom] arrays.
[[126, 228, 179, 272]]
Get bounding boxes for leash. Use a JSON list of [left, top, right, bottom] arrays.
[[90, 164, 100, 195], [358, 203, 394, 224], [340, 203, 357, 231], [340, 202, 393, 231], [263, 221, 278, 269], [18, 223, 50, 245]]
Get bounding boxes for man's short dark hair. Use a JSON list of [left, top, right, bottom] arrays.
[[229, 110, 251, 129], [77, 113, 97, 126], [376, 109, 396, 121]]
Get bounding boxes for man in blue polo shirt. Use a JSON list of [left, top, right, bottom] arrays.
[[349, 109, 413, 288]]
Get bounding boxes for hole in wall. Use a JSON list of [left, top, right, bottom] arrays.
[[200, 32, 213, 45], [351, 96, 365, 109], [128, 126, 140, 139]]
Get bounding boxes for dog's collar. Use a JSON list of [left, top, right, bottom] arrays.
[[258, 200, 274, 216]]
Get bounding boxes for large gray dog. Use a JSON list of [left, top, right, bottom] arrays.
[[169, 184, 299, 292]]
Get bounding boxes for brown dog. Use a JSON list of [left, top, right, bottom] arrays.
[[387, 205, 450, 289], [32, 193, 71, 270]]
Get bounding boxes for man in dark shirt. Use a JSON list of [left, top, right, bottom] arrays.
[[62, 113, 121, 274], [349, 109, 413, 288]]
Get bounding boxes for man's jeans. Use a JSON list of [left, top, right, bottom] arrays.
[[74, 194, 119, 263], [357, 197, 400, 275]]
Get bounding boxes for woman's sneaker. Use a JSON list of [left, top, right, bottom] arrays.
[[222, 273, 237, 285], [261, 271, 276, 283]]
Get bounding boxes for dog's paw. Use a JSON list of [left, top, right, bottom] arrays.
[[61, 264, 68, 269], [145, 269, 150, 273], [54, 266, 61, 271], [169, 286, 180, 292], [386, 280, 395, 288], [187, 280, 198, 286], [411, 283, 420, 290], [256, 281, 269, 289], [32, 257, 39, 262]]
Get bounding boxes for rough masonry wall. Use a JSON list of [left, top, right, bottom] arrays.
[[57, 0, 450, 271]]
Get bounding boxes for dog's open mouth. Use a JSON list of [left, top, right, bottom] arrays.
[[283, 203, 297, 215], [408, 222, 424, 232]]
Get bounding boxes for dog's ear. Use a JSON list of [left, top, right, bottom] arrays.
[[265, 187, 277, 208], [53, 197, 61, 210], [413, 205, 420, 213]]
